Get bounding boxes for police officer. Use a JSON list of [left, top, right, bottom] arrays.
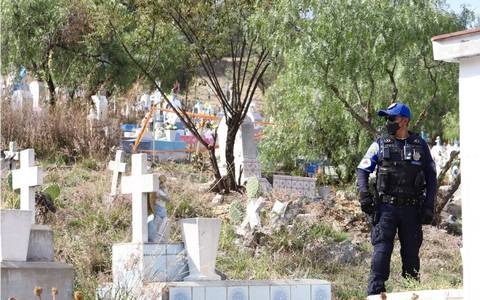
[[356, 102, 437, 295]]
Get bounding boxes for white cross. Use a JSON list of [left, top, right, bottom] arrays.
[[108, 150, 126, 196], [121, 153, 159, 243], [4, 141, 19, 170], [12, 149, 43, 222]]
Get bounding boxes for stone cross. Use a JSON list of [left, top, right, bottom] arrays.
[[108, 150, 126, 196], [121, 153, 159, 243], [12, 149, 43, 222], [4, 141, 19, 170]]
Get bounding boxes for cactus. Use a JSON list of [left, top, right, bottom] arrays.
[[43, 183, 61, 201], [246, 177, 260, 199], [229, 201, 245, 225]]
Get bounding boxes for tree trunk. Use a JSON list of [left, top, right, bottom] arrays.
[[225, 124, 240, 191], [207, 148, 227, 193], [46, 73, 56, 106]]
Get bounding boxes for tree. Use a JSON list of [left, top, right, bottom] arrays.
[[259, 0, 471, 181], [111, 0, 273, 192]]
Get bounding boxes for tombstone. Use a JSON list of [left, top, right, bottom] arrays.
[[12, 149, 43, 221], [111, 153, 187, 296], [108, 150, 126, 196], [141, 92, 151, 110], [91, 94, 108, 120], [273, 175, 317, 199], [2, 148, 74, 300], [237, 197, 265, 236], [11, 88, 34, 109], [29, 80, 47, 111], [431, 136, 446, 175], [430, 27, 480, 300], [3, 141, 19, 170], [217, 116, 262, 184], [181, 218, 222, 281]]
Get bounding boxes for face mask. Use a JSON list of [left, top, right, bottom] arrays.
[[386, 121, 400, 135]]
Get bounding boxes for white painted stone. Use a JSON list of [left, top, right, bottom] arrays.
[[91, 94, 108, 120], [121, 153, 159, 243], [27, 224, 54, 262], [170, 287, 192, 300], [0, 209, 33, 261], [192, 287, 205, 300], [108, 150, 126, 196], [206, 286, 226, 299], [28, 80, 47, 111], [250, 285, 270, 300], [271, 286, 290, 300], [291, 285, 310, 300], [432, 29, 480, 300], [181, 218, 222, 281], [12, 149, 43, 222], [367, 288, 462, 300], [312, 284, 331, 300], [237, 197, 265, 235], [228, 286, 248, 300]]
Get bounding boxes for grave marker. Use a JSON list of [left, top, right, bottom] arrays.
[[108, 150, 126, 196]]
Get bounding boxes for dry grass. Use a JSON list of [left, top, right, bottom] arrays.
[[1, 100, 120, 162]]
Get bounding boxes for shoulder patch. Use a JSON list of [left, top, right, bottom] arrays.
[[359, 158, 371, 169]]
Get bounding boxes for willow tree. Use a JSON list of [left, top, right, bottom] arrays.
[[258, 0, 472, 181]]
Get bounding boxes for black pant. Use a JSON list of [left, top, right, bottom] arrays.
[[367, 203, 423, 295]]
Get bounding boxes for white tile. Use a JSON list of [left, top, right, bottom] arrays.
[[192, 287, 205, 300], [271, 286, 290, 300], [167, 243, 184, 254], [312, 284, 331, 300], [291, 285, 310, 300], [228, 286, 248, 300], [249, 285, 269, 300], [170, 287, 192, 300], [206, 287, 226, 299]]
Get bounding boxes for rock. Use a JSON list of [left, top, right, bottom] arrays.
[[212, 193, 224, 204]]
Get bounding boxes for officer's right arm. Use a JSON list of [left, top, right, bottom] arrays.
[[356, 142, 379, 193]]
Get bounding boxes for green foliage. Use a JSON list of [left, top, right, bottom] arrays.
[[259, 0, 470, 182], [43, 183, 61, 201], [245, 177, 260, 199], [228, 200, 245, 225]]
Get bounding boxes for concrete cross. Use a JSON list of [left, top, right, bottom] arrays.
[[4, 141, 20, 170], [121, 153, 159, 243], [108, 150, 126, 196], [12, 149, 43, 222]]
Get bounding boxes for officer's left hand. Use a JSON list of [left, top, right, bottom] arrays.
[[421, 209, 434, 225]]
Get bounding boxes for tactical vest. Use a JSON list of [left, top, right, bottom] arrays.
[[376, 133, 426, 199]]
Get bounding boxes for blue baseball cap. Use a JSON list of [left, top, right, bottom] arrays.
[[377, 102, 411, 119]]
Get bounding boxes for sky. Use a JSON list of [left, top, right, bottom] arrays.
[[445, 0, 480, 14]]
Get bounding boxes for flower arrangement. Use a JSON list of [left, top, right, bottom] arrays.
[[164, 123, 178, 130]]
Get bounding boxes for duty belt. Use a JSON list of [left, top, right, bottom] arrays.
[[380, 195, 419, 206]]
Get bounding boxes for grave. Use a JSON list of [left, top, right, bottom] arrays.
[[28, 80, 47, 111], [91, 94, 108, 120], [431, 27, 480, 300], [106, 153, 188, 297], [217, 116, 263, 184], [1, 149, 74, 300], [108, 150, 127, 196]]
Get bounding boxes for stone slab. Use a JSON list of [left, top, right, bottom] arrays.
[[1, 261, 74, 300], [166, 280, 331, 300], [112, 242, 187, 293], [367, 289, 462, 300], [27, 224, 54, 262]]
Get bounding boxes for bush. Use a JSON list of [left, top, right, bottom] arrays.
[[1, 99, 121, 161]]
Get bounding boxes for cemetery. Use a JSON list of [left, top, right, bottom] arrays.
[[0, 1, 478, 299]]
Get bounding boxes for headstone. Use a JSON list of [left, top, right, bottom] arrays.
[[431, 136, 446, 175], [181, 218, 222, 281], [237, 197, 265, 236], [91, 94, 108, 120], [29, 80, 47, 111], [141, 92, 151, 110], [108, 150, 126, 196], [217, 116, 262, 184], [121, 153, 159, 243], [273, 175, 317, 198], [11, 89, 33, 109], [4, 141, 19, 170], [12, 149, 43, 222]]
